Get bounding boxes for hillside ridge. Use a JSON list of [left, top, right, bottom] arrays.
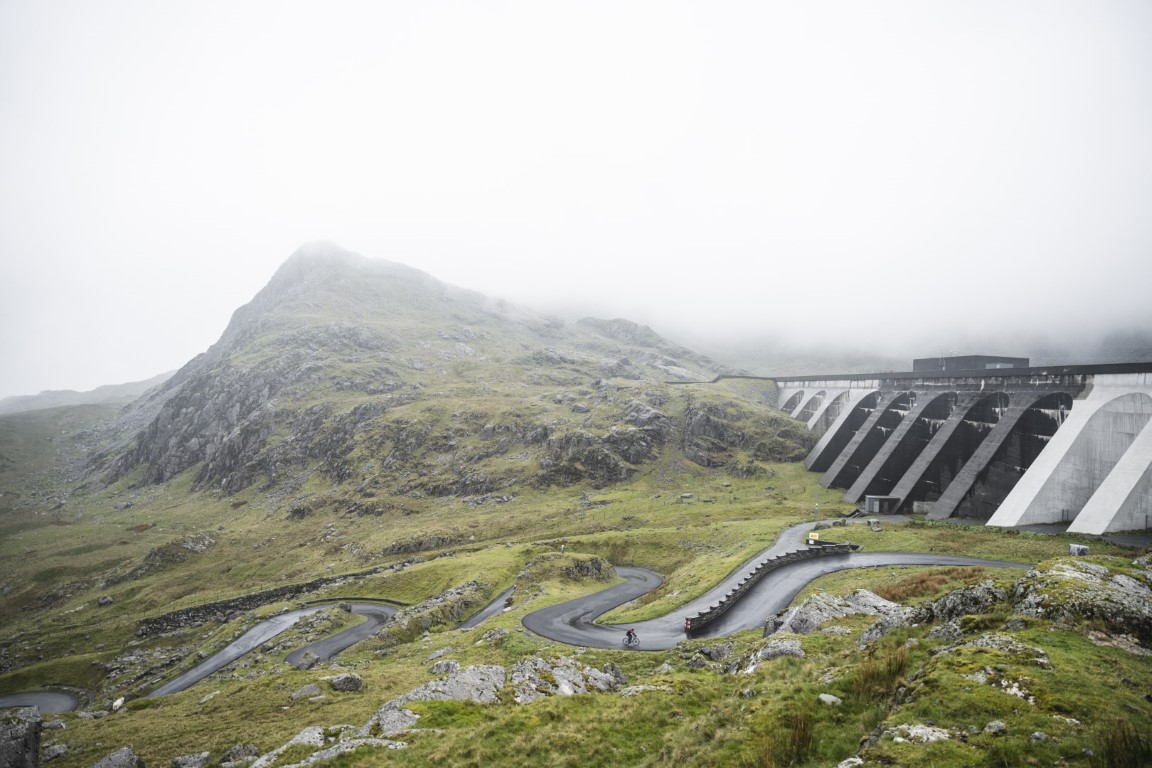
[[86, 243, 802, 507]]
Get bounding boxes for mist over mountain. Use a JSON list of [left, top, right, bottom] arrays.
[[677, 325, 1152, 379], [84, 242, 807, 507], [0, 373, 174, 416]]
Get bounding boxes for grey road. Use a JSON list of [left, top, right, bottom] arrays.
[[521, 519, 1030, 650], [285, 603, 397, 668], [148, 601, 395, 697], [4, 517, 1034, 708], [460, 586, 515, 630]]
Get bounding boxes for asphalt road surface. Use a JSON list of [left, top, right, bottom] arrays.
[[148, 601, 396, 697], [7, 517, 1031, 708], [521, 519, 1030, 650], [285, 603, 397, 668], [460, 586, 515, 630]]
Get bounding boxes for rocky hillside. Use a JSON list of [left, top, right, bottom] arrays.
[[88, 243, 809, 509]]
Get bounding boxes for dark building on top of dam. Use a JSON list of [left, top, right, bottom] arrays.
[[912, 355, 1030, 372]]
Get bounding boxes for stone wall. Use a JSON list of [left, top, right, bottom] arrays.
[[136, 567, 401, 637]]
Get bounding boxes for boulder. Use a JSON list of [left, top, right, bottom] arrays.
[[328, 673, 363, 692], [290, 684, 322, 701], [510, 656, 624, 704], [171, 754, 210, 768], [926, 617, 964, 644], [0, 707, 41, 768], [90, 747, 145, 768], [220, 743, 260, 764], [756, 638, 805, 661], [619, 685, 674, 697], [887, 724, 952, 744], [858, 614, 916, 648], [698, 642, 734, 661], [43, 743, 69, 761], [621, 400, 673, 440], [430, 660, 460, 675], [1013, 559, 1152, 645], [768, 590, 908, 637], [385, 665, 505, 708], [373, 708, 420, 738], [249, 728, 325, 768], [912, 580, 1006, 624]]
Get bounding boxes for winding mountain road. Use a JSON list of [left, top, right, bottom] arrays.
[[147, 601, 397, 697], [521, 518, 1031, 650], [284, 603, 396, 669], [5, 517, 1032, 709]]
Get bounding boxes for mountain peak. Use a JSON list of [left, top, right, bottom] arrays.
[[92, 244, 779, 495], [272, 241, 365, 282]]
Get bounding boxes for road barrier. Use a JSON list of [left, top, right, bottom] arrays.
[[685, 544, 856, 635]]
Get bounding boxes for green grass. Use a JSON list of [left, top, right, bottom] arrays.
[[2, 323, 1150, 767]]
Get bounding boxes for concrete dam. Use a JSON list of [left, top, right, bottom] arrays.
[[765, 359, 1152, 535]]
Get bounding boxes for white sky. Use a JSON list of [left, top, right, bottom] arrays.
[[2, 1, 1151, 398]]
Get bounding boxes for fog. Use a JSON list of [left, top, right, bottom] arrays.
[[2, 1, 1151, 398]]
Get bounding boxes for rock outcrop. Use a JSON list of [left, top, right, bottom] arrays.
[[0, 707, 40, 768], [90, 746, 145, 768], [766, 590, 908, 637], [1012, 558, 1152, 644], [510, 656, 626, 704]]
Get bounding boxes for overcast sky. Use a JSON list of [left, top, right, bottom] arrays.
[[2, 1, 1151, 398]]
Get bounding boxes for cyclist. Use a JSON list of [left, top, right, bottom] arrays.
[[625, 628, 638, 647]]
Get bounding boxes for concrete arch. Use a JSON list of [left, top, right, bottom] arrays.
[[822, 392, 916, 490], [806, 390, 880, 472], [796, 391, 826, 423], [1072, 415, 1152, 534], [810, 391, 850, 439], [945, 392, 1073, 521], [844, 392, 959, 503], [781, 390, 805, 416], [891, 392, 1008, 512], [991, 392, 1152, 529]]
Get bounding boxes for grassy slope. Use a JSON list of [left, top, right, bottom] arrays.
[[2, 442, 1148, 767]]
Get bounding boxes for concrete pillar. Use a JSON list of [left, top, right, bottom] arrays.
[[843, 392, 956, 503], [795, 390, 827, 423], [990, 380, 1152, 528], [807, 389, 850, 437], [805, 388, 879, 471], [886, 392, 987, 512], [820, 391, 906, 489], [927, 399, 1035, 520], [780, 389, 806, 416], [1070, 417, 1152, 534]]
